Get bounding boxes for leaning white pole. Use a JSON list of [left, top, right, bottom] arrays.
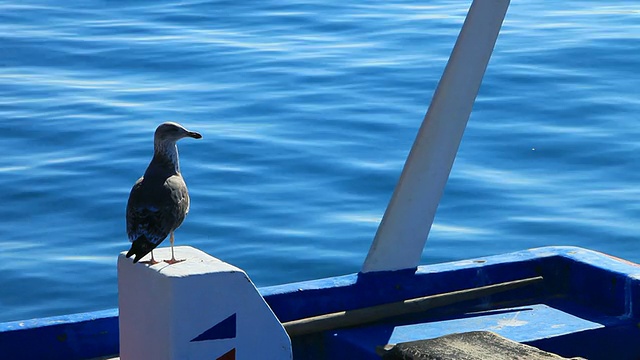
[[362, 0, 511, 273]]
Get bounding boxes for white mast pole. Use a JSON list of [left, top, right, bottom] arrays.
[[362, 0, 511, 273]]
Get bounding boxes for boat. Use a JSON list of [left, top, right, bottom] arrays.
[[2, 246, 640, 359], [2, 1, 639, 359]]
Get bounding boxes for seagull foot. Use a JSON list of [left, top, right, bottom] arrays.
[[141, 259, 160, 265], [164, 258, 185, 265]]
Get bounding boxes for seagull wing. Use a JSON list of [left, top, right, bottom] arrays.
[[126, 174, 189, 246]]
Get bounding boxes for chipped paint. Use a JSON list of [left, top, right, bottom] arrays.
[[491, 312, 528, 330]]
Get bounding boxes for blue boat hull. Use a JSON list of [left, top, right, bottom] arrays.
[[2, 246, 639, 359]]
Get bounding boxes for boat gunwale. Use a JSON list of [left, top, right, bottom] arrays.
[[1, 245, 639, 360]]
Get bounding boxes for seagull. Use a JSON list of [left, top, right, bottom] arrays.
[[126, 122, 202, 264]]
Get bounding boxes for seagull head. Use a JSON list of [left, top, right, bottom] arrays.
[[154, 122, 202, 145]]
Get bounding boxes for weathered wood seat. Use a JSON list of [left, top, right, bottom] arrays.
[[379, 331, 585, 360]]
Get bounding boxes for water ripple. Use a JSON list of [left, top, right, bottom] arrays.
[[0, 0, 639, 322]]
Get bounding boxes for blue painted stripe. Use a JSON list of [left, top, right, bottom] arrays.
[[191, 313, 236, 342], [0, 309, 119, 360]]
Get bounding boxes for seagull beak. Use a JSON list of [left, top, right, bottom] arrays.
[[187, 131, 202, 139]]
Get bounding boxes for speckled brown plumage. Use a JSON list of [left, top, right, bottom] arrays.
[[126, 122, 202, 264]]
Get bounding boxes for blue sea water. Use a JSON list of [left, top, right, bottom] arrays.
[[0, 0, 639, 323]]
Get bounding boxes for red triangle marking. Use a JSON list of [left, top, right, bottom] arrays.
[[216, 348, 235, 360]]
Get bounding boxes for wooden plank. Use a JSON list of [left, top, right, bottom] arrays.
[[283, 276, 543, 336]]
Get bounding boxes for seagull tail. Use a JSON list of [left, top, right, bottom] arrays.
[[126, 236, 157, 263]]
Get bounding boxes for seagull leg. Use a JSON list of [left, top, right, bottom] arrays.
[[141, 250, 159, 265], [164, 232, 185, 264]]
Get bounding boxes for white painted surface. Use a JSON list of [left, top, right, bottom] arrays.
[[362, 0, 511, 273], [118, 246, 292, 360]]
